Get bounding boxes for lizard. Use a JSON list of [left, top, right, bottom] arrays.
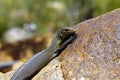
[[10, 28, 76, 80]]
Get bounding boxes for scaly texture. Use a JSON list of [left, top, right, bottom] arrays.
[[10, 28, 76, 80]]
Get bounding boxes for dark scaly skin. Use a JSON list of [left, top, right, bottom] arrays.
[[10, 28, 76, 80]]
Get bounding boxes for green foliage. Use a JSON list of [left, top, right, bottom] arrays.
[[94, 0, 120, 16], [0, 0, 120, 42]]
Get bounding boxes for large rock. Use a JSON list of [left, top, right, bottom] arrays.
[[1, 8, 120, 80], [59, 9, 120, 80]]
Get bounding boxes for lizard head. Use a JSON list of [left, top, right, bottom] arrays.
[[57, 28, 75, 45], [51, 28, 76, 57]]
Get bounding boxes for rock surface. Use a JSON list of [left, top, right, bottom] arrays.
[[59, 9, 120, 80], [1, 8, 120, 80]]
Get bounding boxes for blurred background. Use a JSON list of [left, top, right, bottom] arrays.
[[0, 0, 120, 73]]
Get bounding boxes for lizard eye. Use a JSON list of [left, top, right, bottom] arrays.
[[60, 30, 64, 35], [61, 29, 68, 34], [59, 29, 66, 37]]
